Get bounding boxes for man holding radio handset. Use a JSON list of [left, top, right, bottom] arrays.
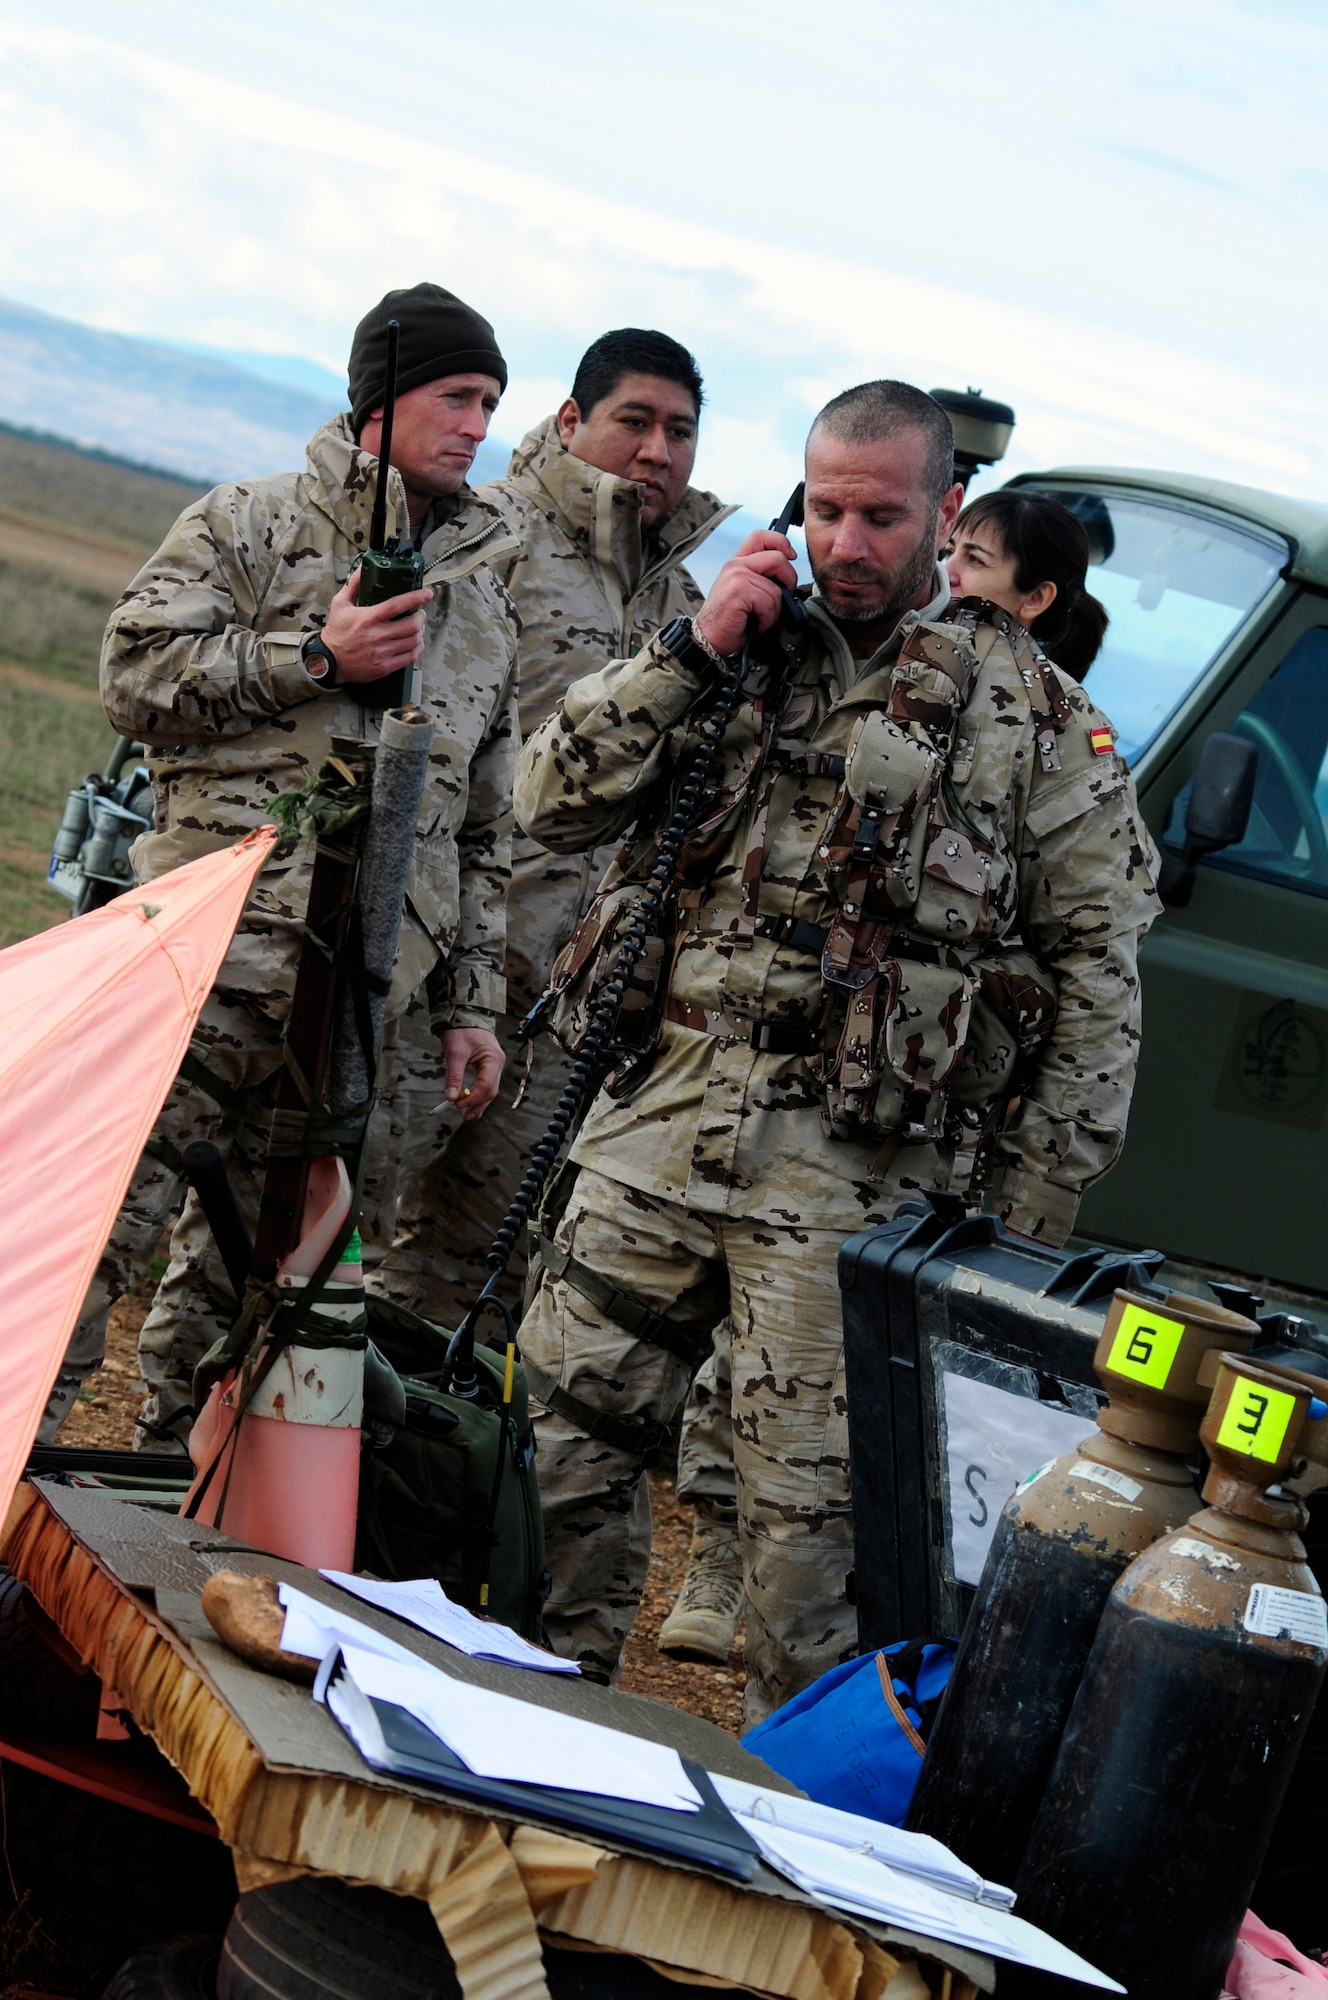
[[62, 283, 520, 1448], [514, 380, 1160, 1720]]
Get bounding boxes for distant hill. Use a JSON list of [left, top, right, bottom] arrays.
[[0, 295, 510, 486]]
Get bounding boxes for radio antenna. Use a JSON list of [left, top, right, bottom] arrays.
[[368, 317, 401, 554]]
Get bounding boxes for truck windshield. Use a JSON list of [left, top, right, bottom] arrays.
[[1021, 487, 1286, 764]]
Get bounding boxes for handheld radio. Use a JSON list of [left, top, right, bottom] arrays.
[[351, 317, 427, 709]]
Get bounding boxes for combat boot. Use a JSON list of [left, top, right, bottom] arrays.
[[657, 1504, 744, 1664]]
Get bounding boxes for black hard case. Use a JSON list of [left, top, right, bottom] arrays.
[[838, 1192, 1166, 1648]]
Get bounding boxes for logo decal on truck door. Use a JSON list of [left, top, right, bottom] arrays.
[[1214, 993, 1328, 1131]]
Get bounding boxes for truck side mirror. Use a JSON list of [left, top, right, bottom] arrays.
[[1159, 732, 1257, 909]]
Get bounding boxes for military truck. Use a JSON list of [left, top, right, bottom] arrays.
[[999, 468, 1328, 1314]]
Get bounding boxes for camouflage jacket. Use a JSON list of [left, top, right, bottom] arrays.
[[474, 416, 734, 1017], [514, 573, 1161, 1242], [101, 416, 521, 1030]]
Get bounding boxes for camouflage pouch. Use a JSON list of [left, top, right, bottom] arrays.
[[950, 949, 1059, 1109], [819, 711, 942, 917], [911, 822, 997, 941], [815, 952, 976, 1146], [545, 879, 672, 1071]]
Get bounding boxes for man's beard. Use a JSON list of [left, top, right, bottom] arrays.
[[812, 515, 939, 629]]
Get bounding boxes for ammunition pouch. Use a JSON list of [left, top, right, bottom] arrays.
[[812, 941, 1058, 1160], [820, 711, 942, 919], [543, 875, 674, 1096]]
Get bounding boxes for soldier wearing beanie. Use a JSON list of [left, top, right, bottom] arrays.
[[47, 283, 522, 1448]]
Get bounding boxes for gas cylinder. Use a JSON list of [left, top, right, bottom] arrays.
[[1014, 1352, 1328, 2000], [907, 1288, 1256, 1883], [185, 1156, 366, 1569]]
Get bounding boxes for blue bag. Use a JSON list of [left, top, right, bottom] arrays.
[[741, 1639, 957, 1826]]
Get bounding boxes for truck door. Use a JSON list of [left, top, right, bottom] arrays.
[[1080, 592, 1328, 1291]]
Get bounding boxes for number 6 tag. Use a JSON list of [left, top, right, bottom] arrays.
[[1105, 1301, 1186, 1391]]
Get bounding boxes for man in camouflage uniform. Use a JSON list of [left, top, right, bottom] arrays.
[[68, 283, 519, 1446], [514, 380, 1160, 1722], [376, 329, 733, 1325]]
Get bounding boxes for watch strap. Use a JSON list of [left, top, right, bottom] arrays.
[[658, 615, 727, 677], [302, 632, 339, 687]]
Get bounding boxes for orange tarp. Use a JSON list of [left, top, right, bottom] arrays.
[[0, 829, 275, 1513]]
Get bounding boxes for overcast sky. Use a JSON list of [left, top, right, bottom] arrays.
[[1, 0, 1325, 511]]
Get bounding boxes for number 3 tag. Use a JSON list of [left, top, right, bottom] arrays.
[[1216, 1374, 1298, 1464]]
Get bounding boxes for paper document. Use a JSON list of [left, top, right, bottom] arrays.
[[707, 1775, 1013, 1907], [321, 1569, 580, 1674], [279, 1584, 423, 1670], [739, 1820, 1122, 1991], [324, 1643, 702, 1813]]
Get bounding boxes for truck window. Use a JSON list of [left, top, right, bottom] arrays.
[[1165, 627, 1328, 897], [1023, 488, 1285, 764]]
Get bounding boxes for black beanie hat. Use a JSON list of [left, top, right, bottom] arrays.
[[348, 283, 507, 433]]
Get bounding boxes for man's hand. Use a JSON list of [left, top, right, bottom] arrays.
[[693, 530, 798, 659], [440, 1027, 505, 1121], [319, 568, 432, 684]]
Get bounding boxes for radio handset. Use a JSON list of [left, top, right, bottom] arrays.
[[350, 317, 428, 710], [769, 480, 807, 630]]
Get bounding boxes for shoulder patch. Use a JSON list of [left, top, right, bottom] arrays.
[[1089, 726, 1115, 757]]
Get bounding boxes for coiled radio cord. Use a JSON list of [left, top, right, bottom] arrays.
[[441, 633, 751, 1393]]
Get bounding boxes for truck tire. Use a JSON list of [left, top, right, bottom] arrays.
[[217, 1878, 462, 2000], [218, 1877, 753, 2000], [102, 1938, 221, 2000], [0, 1560, 99, 1734]]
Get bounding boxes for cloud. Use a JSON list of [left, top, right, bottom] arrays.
[[0, 16, 1325, 510]]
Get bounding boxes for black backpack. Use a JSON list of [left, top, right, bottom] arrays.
[[356, 1298, 547, 1644]]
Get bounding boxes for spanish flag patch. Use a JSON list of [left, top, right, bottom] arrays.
[[1089, 726, 1115, 757]]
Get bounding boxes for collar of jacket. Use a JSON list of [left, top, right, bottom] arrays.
[[505, 413, 737, 601], [303, 413, 514, 575], [808, 562, 954, 704]]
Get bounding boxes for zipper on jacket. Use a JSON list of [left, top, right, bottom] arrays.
[[422, 517, 504, 580]]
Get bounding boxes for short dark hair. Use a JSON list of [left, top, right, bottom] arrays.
[[954, 489, 1109, 681], [569, 329, 704, 422], [810, 381, 955, 505]]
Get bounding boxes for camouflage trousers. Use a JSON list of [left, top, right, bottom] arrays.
[[375, 1021, 572, 1334], [670, 1124, 981, 1525], [46, 978, 450, 1447], [520, 1166, 866, 1726], [675, 1322, 736, 1521]]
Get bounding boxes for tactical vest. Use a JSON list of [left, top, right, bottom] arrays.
[[543, 600, 1067, 1175]]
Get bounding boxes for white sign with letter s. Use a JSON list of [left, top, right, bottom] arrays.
[[941, 1371, 1098, 1587]]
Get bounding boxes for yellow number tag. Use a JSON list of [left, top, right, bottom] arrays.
[[1216, 1375, 1299, 1463], [1106, 1302, 1186, 1390]]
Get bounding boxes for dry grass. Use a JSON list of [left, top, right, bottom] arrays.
[[0, 427, 186, 952], [0, 428, 203, 551], [0, 670, 122, 949]]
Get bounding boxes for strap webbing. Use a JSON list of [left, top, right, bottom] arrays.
[[522, 1360, 679, 1468], [533, 1233, 714, 1366]]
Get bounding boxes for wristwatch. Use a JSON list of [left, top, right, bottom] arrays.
[[657, 614, 727, 677], [302, 631, 340, 687]]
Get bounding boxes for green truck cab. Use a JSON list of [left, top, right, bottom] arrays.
[[1007, 467, 1328, 1308]]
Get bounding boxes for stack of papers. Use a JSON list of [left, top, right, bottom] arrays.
[[710, 1791, 1122, 1991], [279, 1584, 422, 1671], [324, 1641, 701, 1811], [708, 1776, 1014, 1907], [321, 1570, 579, 1675]]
